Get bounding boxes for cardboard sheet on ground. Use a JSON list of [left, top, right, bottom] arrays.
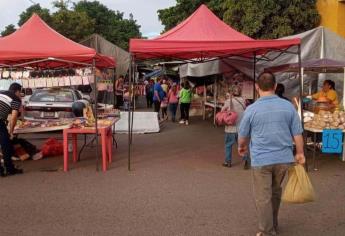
[[115, 112, 160, 134]]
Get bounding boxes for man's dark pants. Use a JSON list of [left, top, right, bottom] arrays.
[[252, 163, 291, 236], [0, 121, 15, 173], [153, 100, 161, 119]]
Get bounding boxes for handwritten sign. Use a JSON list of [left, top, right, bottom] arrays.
[[322, 129, 343, 154]]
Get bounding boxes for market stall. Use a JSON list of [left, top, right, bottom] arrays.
[[266, 58, 345, 170], [128, 4, 302, 170], [0, 14, 116, 171]]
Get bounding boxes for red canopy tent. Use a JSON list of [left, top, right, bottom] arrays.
[[127, 5, 302, 171], [0, 14, 114, 68], [0, 14, 115, 171], [130, 4, 300, 60]]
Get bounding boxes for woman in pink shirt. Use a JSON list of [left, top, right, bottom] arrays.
[[167, 84, 179, 122]]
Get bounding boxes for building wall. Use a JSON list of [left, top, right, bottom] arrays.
[[317, 0, 345, 38]]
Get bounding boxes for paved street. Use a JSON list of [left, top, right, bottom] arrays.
[[0, 117, 345, 235]]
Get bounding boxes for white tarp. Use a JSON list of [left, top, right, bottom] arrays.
[[115, 112, 160, 134], [179, 27, 345, 98]]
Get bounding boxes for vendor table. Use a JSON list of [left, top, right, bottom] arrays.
[[63, 118, 119, 172], [14, 124, 72, 134], [304, 127, 345, 170]]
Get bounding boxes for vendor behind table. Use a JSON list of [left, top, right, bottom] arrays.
[[311, 80, 339, 112]]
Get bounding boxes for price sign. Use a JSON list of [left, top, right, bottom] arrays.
[[322, 129, 343, 154]]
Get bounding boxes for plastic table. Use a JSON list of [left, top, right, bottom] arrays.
[[304, 127, 345, 170], [63, 124, 114, 172]]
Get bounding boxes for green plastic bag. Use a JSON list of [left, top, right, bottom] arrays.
[[282, 164, 315, 204]]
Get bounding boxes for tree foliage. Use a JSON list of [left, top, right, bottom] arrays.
[[1, 24, 16, 37], [1, 1, 142, 50], [18, 4, 52, 26], [223, 0, 320, 39], [158, 0, 214, 32], [52, 1, 95, 42], [158, 0, 320, 39], [74, 1, 141, 50]]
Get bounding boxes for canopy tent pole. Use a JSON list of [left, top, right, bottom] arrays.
[[92, 59, 100, 171], [343, 67, 345, 110], [253, 52, 256, 100], [298, 67, 304, 119], [113, 68, 116, 106], [131, 61, 135, 144], [343, 67, 345, 162], [213, 77, 217, 126], [12, 57, 92, 68], [203, 80, 206, 120], [298, 45, 304, 122], [128, 54, 133, 171], [297, 45, 307, 170]]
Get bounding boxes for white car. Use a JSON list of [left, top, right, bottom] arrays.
[[24, 88, 89, 120]]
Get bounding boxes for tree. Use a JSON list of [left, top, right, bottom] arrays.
[[158, 0, 320, 39], [74, 1, 141, 49], [51, 1, 95, 42], [223, 0, 320, 39], [1, 24, 16, 36], [18, 4, 52, 26], [158, 0, 214, 32], [1, 1, 142, 50]]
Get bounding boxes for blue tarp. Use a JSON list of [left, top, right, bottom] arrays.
[[144, 70, 162, 79]]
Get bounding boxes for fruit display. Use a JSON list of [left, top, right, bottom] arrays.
[[304, 110, 345, 130]]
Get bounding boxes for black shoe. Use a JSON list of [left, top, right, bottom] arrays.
[[222, 162, 232, 168], [7, 167, 23, 176], [244, 160, 250, 170], [0, 168, 5, 177]]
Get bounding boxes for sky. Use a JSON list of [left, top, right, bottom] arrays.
[[0, 0, 176, 38]]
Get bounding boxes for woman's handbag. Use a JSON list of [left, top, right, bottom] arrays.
[[216, 96, 244, 126], [216, 111, 238, 125]]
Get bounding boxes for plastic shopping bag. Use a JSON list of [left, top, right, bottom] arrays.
[[282, 164, 315, 204]]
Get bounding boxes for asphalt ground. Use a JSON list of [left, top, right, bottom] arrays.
[[0, 114, 345, 235]]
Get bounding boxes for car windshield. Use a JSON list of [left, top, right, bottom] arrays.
[[30, 90, 74, 102]]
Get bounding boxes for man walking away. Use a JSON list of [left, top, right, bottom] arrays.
[[153, 78, 165, 121], [0, 83, 24, 176], [238, 72, 305, 236]]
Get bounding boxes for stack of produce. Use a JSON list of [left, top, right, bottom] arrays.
[[304, 110, 345, 130]]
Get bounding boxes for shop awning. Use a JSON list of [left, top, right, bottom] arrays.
[[0, 14, 115, 68], [130, 5, 300, 60]]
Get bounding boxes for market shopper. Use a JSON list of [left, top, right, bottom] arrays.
[[0, 83, 24, 176], [153, 78, 165, 120], [161, 96, 168, 121], [168, 84, 179, 122], [161, 79, 169, 94], [179, 82, 192, 125], [145, 80, 154, 108], [238, 72, 305, 236], [115, 75, 125, 109], [221, 90, 249, 168]]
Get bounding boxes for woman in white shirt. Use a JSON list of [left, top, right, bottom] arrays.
[[222, 89, 250, 169]]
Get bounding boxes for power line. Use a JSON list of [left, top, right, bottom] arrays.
[[28, 0, 36, 4]]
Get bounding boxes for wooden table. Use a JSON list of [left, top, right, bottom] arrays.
[[63, 118, 119, 172]]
